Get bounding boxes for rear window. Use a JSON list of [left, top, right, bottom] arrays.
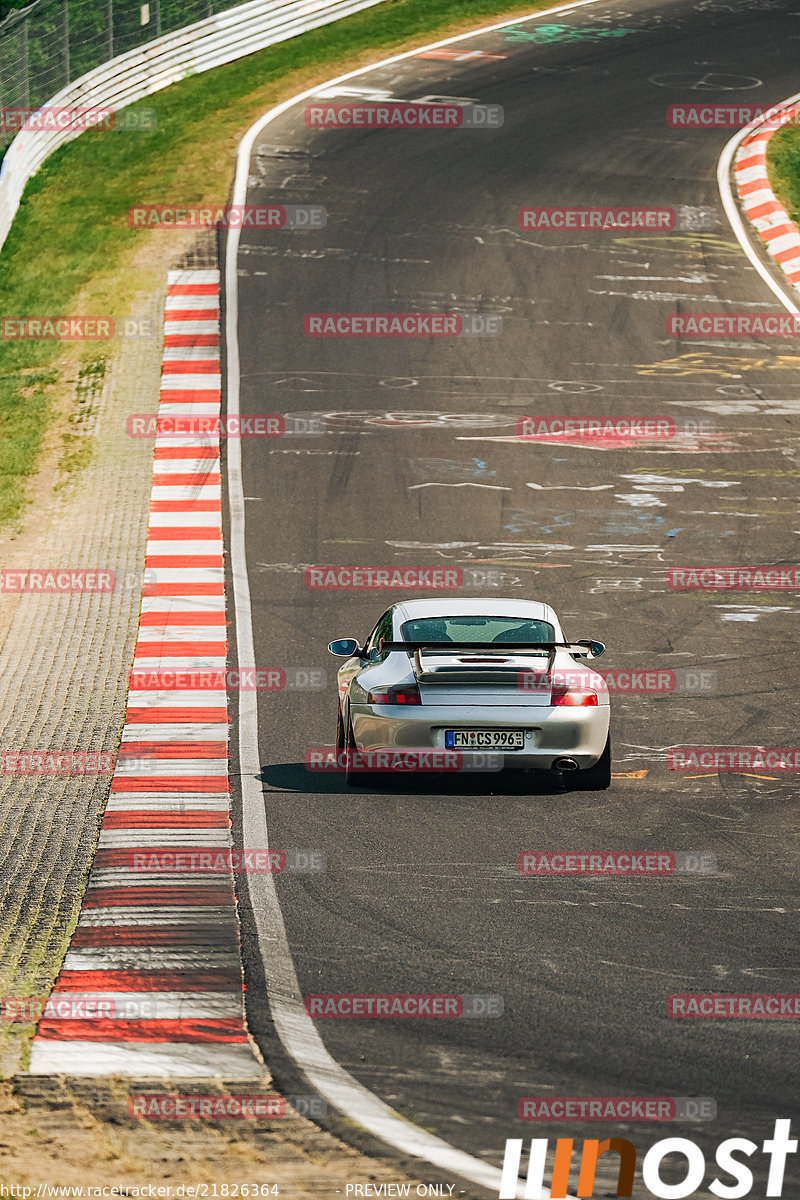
[[400, 616, 556, 645]]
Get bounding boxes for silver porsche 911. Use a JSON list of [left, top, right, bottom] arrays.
[[328, 598, 611, 789]]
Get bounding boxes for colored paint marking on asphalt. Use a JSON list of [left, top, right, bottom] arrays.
[[499, 22, 636, 44], [683, 772, 779, 781], [416, 48, 509, 61], [29, 270, 262, 1078]]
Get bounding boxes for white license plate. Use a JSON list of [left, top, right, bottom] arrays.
[[445, 729, 524, 750]]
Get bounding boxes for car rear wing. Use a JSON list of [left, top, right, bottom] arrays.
[[378, 639, 605, 681]]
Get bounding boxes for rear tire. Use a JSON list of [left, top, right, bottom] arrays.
[[344, 717, 385, 787], [344, 716, 359, 785], [572, 734, 611, 791]]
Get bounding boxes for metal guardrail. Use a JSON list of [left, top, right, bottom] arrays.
[[0, 0, 387, 250], [0, 0, 225, 123]]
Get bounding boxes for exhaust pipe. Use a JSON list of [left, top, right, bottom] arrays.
[[553, 756, 579, 771]]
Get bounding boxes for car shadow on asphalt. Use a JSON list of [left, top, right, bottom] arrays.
[[258, 762, 568, 796]]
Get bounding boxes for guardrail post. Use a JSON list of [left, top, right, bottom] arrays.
[[20, 16, 30, 109], [61, 0, 70, 89]]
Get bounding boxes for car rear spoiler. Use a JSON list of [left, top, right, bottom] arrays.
[[378, 639, 605, 680]]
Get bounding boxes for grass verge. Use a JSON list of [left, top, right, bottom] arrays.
[[767, 124, 800, 229], [0, 0, 560, 531]]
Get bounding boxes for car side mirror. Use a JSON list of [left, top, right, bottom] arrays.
[[576, 639, 605, 658], [328, 638, 360, 657]]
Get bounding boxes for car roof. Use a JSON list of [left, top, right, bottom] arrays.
[[394, 597, 556, 621]]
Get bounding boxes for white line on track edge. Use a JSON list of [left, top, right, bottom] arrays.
[[225, 3, 601, 1197], [717, 90, 800, 316]]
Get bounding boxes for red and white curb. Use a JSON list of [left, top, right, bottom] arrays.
[[30, 269, 263, 1077], [734, 105, 800, 291]]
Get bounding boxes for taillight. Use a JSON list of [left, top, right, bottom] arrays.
[[367, 684, 422, 705], [551, 685, 598, 707]]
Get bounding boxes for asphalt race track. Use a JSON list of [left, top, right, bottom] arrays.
[[227, 0, 800, 1191]]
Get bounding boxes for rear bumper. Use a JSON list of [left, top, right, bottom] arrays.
[[350, 703, 610, 770]]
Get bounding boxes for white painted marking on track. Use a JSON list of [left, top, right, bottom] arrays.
[[107, 763, 229, 783], [141, 566, 224, 582], [29, 1041, 256, 1077], [152, 404, 221, 418], [90, 871, 235, 887], [165, 295, 221, 310], [130, 659, 228, 675], [135, 624, 225, 641], [408, 481, 511, 491], [120, 723, 229, 741], [141, 595, 226, 612], [163, 320, 219, 336], [168, 270, 220, 285], [126, 693, 228, 709], [162, 345, 220, 361], [43, 993, 243, 1018], [63, 950, 241, 970], [78, 907, 236, 925], [153, 433, 221, 446], [526, 482, 613, 491], [146, 512, 224, 528], [148, 487, 222, 502], [144, 544, 223, 560], [104, 796, 232, 811], [159, 374, 222, 389]]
